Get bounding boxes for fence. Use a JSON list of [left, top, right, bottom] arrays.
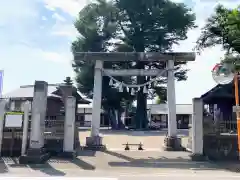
[[203, 113, 237, 134], [1, 115, 79, 157], [203, 113, 238, 160]]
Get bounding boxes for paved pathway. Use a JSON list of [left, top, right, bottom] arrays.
[[0, 130, 239, 178], [0, 150, 240, 179], [78, 129, 189, 149]]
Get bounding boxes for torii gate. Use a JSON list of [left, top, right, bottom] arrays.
[[74, 52, 195, 150]]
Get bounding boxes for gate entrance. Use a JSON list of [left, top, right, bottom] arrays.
[[0, 89, 77, 162], [74, 52, 195, 150]]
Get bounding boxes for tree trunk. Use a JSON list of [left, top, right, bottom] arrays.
[[108, 108, 117, 129], [134, 62, 148, 129], [116, 109, 125, 129]]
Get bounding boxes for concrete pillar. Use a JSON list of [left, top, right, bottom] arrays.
[[164, 60, 182, 151], [58, 84, 80, 150], [86, 60, 104, 149], [21, 101, 30, 156], [167, 60, 177, 136], [62, 96, 76, 157], [59, 84, 73, 106], [0, 100, 7, 155], [30, 81, 48, 148], [19, 81, 50, 164], [191, 98, 205, 161]]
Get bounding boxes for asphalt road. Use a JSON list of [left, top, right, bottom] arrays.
[[1, 168, 240, 180]]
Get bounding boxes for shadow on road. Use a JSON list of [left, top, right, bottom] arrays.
[[103, 150, 238, 171], [48, 158, 96, 171], [103, 150, 135, 161], [72, 157, 96, 170], [28, 163, 66, 176], [0, 158, 9, 173], [77, 150, 96, 157], [213, 161, 240, 173]]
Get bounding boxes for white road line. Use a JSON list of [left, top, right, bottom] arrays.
[[119, 173, 240, 178]]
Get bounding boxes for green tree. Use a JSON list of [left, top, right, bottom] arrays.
[[196, 5, 240, 54], [113, 0, 196, 128], [72, 0, 196, 129], [72, 0, 133, 129], [196, 5, 240, 74]]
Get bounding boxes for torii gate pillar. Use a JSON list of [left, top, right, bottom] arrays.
[[86, 60, 104, 148], [163, 60, 183, 151], [74, 52, 195, 150]]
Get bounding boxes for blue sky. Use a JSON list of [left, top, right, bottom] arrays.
[[0, 0, 238, 104]]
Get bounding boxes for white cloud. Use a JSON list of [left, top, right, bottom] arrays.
[[51, 22, 79, 40], [42, 0, 88, 17], [41, 51, 70, 63], [52, 13, 66, 22], [42, 0, 85, 40]]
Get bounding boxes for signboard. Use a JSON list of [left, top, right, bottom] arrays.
[[5, 112, 23, 128]]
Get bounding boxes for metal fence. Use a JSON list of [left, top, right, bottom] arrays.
[[1, 115, 69, 157], [203, 113, 237, 134]]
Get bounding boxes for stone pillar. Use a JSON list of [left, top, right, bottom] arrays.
[[59, 84, 80, 149], [191, 98, 205, 161], [86, 60, 105, 149], [164, 59, 182, 151], [60, 96, 76, 158], [0, 100, 7, 155], [19, 81, 50, 164], [21, 101, 30, 156], [59, 84, 73, 105]]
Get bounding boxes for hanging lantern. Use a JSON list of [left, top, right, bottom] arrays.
[[131, 88, 135, 95], [119, 82, 123, 92], [138, 87, 141, 92], [126, 86, 129, 92], [143, 86, 148, 94], [109, 78, 113, 86]]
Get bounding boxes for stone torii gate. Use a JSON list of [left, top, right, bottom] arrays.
[[74, 52, 195, 150]]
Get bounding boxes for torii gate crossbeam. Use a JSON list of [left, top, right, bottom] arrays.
[[74, 52, 195, 150]]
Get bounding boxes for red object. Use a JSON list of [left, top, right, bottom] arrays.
[[212, 63, 221, 72]]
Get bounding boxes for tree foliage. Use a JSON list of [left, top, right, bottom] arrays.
[[72, 0, 196, 129], [196, 5, 240, 54]]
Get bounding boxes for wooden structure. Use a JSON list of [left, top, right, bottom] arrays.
[[201, 82, 238, 160], [2, 84, 90, 119]]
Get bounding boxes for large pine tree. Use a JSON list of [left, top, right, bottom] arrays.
[[72, 0, 196, 129]]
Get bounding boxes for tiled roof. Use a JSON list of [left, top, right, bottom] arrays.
[[2, 85, 91, 104], [2, 85, 61, 99]]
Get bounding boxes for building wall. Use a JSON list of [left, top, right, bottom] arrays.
[[9, 98, 64, 116], [148, 104, 192, 115], [46, 98, 64, 116], [76, 104, 193, 128]]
